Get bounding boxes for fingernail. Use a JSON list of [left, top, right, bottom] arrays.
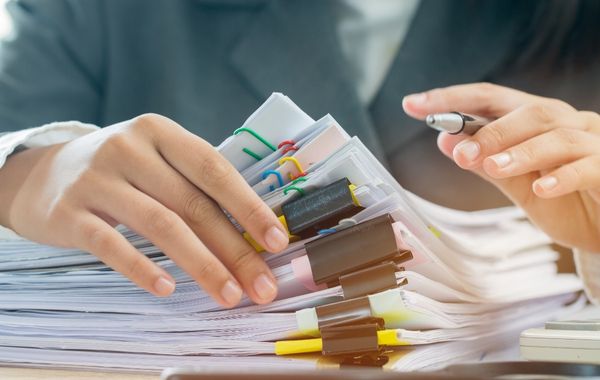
[[220, 280, 242, 306], [489, 152, 512, 169], [253, 273, 277, 302], [454, 140, 480, 162], [153, 276, 175, 296], [264, 226, 288, 252], [535, 176, 558, 191], [404, 92, 427, 105]]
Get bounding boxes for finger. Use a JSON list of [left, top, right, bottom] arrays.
[[402, 82, 544, 120], [126, 152, 278, 304], [451, 102, 581, 170], [90, 181, 243, 308], [437, 132, 469, 158], [482, 129, 600, 179], [135, 115, 289, 254], [533, 155, 600, 198], [74, 213, 176, 297]]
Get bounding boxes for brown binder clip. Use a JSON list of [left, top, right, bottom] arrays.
[[305, 214, 412, 299], [320, 316, 389, 367]]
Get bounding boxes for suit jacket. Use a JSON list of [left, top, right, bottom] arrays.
[[1, 0, 599, 210]]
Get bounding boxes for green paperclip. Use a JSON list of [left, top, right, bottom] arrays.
[[282, 177, 307, 195], [283, 186, 305, 196], [242, 147, 263, 161], [289, 177, 307, 186], [233, 127, 277, 151]]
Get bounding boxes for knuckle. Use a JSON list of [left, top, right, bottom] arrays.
[[475, 82, 497, 93], [83, 225, 115, 254], [229, 248, 258, 273], [95, 132, 136, 160], [564, 163, 584, 186], [513, 144, 536, 163], [73, 169, 104, 191], [559, 163, 584, 188], [552, 128, 581, 148], [131, 113, 167, 130], [479, 123, 509, 149], [579, 111, 600, 130], [473, 82, 496, 101], [183, 191, 219, 225], [144, 207, 178, 237], [524, 103, 555, 124], [547, 98, 573, 112], [198, 153, 234, 188], [193, 259, 221, 282], [243, 201, 270, 226], [124, 255, 147, 279]]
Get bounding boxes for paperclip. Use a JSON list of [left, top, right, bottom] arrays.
[[277, 140, 295, 149], [317, 228, 337, 235], [279, 156, 306, 180], [289, 177, 307, 186], [234, 127, 276, 160], [242, 147, 263, 161], [283, 186, 305, 196], [262, 170, 284, 192], [282, 177, 307, 195], [233, 127, 277, 150], [278, 140, 298, 155]]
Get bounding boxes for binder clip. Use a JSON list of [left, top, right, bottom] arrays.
[[304, 214, 412, 299], [275, 214, 411, 363], [316, 297, 391, 366], [281, 178, 364, 239], [311, 214, 411, 366], [320, 316, 389, 367]]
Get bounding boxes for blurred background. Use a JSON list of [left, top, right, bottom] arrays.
[[0, 0, 11, 39]]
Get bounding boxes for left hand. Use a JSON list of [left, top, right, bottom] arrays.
[[403, 83, 600, 253]]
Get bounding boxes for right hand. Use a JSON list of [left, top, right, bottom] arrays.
[[0, 114, 289, 307]]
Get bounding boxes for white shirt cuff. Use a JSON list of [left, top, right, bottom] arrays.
[[0, 121, 99, 168], [574, 249, 600, 305]]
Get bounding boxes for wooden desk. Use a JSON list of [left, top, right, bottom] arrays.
[[0, 367, 158, 380]]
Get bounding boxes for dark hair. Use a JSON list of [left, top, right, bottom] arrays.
[[516, 0, 600, 70]]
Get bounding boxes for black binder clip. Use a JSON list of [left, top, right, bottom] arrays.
[[281, 178, 364, 239]]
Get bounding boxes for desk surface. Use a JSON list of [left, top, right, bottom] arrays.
[[0, 367, 158, 380]]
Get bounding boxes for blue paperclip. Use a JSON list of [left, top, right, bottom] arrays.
[[317, 228, 337, 235], [262, 170, 284, 192]]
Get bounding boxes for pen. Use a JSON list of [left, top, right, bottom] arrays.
[[425, 112, 493, 135]]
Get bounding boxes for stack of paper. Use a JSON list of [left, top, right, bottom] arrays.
[[0, 94, 583, 373]]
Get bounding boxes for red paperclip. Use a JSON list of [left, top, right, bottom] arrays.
[[278, 140, 295, 149], [278, 140, 298, 154]]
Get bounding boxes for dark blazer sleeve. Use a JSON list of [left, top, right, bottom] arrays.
[[0, 0, 104, 133]]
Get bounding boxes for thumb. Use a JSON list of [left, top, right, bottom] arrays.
[[402, 82, 539, 120]]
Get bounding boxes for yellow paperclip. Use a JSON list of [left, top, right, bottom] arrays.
[[278, 156, 306, 180]]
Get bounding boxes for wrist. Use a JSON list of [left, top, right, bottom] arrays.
[[0, 145, 55, 229]]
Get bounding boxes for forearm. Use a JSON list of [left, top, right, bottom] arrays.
[[0, 146, 51, 229]]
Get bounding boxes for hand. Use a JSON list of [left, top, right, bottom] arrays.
[[0, 114, 289, 307], [403, 83, 600, 253]]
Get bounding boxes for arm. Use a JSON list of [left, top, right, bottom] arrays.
[[0, 1, 289, 307]]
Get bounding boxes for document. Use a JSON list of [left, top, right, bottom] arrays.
[[0, 93, 584, 373]]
